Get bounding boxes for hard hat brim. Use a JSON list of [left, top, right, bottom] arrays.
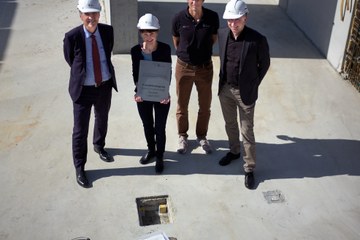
[[223, 12, 246, 20], [78, 6, 101, 13], [137, 27, 159, 30]]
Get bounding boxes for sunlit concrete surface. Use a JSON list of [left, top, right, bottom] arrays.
[[0, 0, 359, 239]]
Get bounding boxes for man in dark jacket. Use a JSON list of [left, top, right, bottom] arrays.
[[63, 0, 118, 188], [218, 0, 270, 189]]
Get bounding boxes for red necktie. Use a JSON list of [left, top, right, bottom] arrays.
[[91, 34, 102, 86]]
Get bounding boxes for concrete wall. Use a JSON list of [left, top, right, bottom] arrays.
[[103, 0, 138, 54], [102, 0, 355, 71], [279, 0, 355, 71], [328, 0, 355, 71]]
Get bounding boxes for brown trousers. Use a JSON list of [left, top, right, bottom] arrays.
[[175, 59, 213, 139]]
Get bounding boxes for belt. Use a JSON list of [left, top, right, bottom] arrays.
[[83, 79, 112, 88], [177, 58, 212, 70]]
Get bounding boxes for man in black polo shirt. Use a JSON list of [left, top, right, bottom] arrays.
[[218, 0, 270, 189], [172, 0, 219, 154]]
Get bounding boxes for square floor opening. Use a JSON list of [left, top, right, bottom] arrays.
[[136, 195, 173, 227]]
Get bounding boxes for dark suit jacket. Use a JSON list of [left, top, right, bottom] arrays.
[[63, 23, 118, 102], [218, 26, 270, 105]]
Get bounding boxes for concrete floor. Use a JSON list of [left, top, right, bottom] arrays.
[[0, 0, 360, 239]]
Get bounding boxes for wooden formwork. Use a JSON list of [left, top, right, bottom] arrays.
[[342, 0, 360, 92]]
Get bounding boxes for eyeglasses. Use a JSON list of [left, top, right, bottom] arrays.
[[140, 29, 158, 33]]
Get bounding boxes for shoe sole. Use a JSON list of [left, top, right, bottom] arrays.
[[77, 180, 91, 188]]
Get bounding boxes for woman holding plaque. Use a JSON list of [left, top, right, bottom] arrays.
[[131, 13, 172, 174]]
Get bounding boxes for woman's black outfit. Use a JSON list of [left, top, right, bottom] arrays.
[[131, 41, 172, 171]]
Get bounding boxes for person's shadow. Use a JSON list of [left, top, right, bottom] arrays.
[[255, 135, 360, 183], [86, 135, 360, 189]]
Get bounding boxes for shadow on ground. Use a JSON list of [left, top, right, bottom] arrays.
[[0, 0, 18, 71], [87, 136, 360, 186]]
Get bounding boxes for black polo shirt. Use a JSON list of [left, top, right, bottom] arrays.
[[225, 31, 245, 87], [172, 7, 219, 65]]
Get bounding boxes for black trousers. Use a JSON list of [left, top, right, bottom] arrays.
[[72, 81, 112, 171], [137, 101, 170, 158]]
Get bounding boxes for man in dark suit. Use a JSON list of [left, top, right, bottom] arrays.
[[63, 0, 118, 188], [217, 0, 270, 189]]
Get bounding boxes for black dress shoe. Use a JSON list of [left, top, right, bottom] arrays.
[[155, 157, 164, 174], [244, 172, 255, 189], [76, 170, 91, 188], [139, 151, 156, 165], [219, 152, 241, 166], [94, 148, 113, 162]]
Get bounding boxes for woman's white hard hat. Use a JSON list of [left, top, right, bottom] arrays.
[[223, 0, 249, 19], [137, 13, 160, 30]]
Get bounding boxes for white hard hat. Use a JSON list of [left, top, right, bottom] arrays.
[[137, 13, 160, 30], [223, 0, 249, 19], [77, 0, 101, 13]]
